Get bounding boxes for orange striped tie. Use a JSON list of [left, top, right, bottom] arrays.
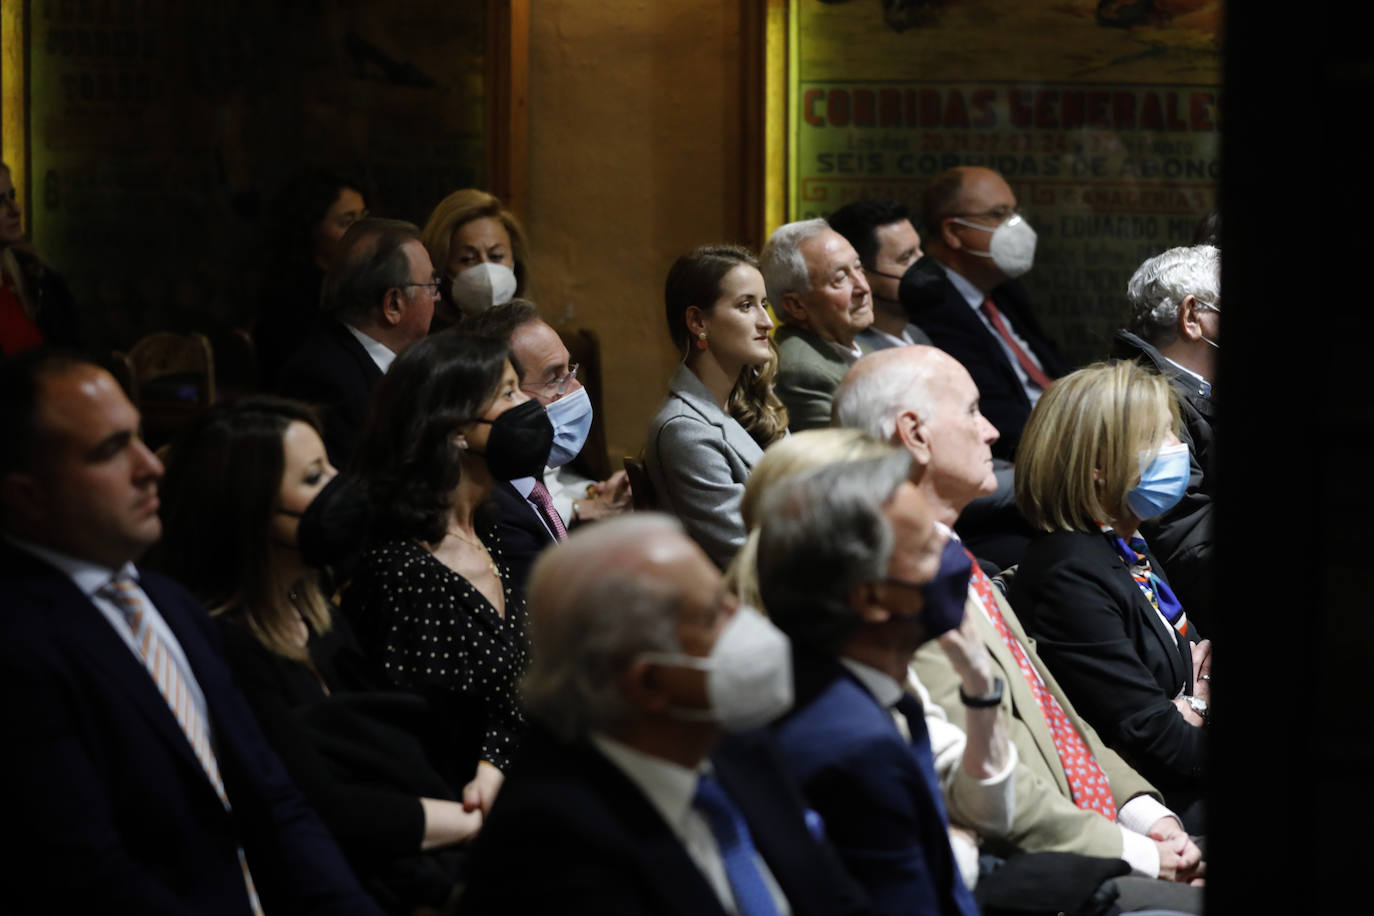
[[101, 575, 265, 915]]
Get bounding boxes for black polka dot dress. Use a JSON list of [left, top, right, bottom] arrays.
[[342, 524, 530, 779]]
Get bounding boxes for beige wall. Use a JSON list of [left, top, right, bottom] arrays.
[[524, 0, 747, 463]]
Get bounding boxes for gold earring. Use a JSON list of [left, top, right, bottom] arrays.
[[695, 331, 708, 351]]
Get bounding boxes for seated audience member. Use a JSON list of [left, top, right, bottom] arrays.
[[902, 166, 1069, 458], [277, 218, 438, 467], [724, 429, 1017, 893], [254, 168, 369, 385], [758, 451, 981, 916], [459, 301, 631, 589], [0, 351, 380, 914], [825, 197, 933, 350], [1111, 245, 1220, 630], [157, 397, 481, 913], [458, 514, 870, 916], [420, 189, 528, 330], [1, 163, 82, 357], [759, 219, 874, 431], [1010, 361, 1211, 824], [834, 348, 1205, 908], [345, 332, 551, 818], [645, 245, 787, 568]]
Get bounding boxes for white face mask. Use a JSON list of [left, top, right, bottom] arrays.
[[639, 605, 794, 731], [449, 262, 517, 314], [544, 385, 593, 468], [951, 214, 1037, 278]]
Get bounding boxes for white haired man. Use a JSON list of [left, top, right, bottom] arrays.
[[760, 219, 874, 431], [1110, 244, 1220, 628], [457, 514, 868, 916]]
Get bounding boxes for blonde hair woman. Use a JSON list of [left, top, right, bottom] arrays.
[[421, 189, 530, 325], [1009, 360, 1210, 824]]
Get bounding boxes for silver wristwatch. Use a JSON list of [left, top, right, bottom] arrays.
[[1184, 694, 1208, 721]]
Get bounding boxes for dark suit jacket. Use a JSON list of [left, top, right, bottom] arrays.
[[1008, 529, 1206, 808], [1111, 329, 1217, 630], [901, 257, 1068, 459], [490, 480, 556, 595], [276, 317, 384, 468], [0, 542, 382, 915], [770, 650, 978, 916], [457, 724, 870, 916]]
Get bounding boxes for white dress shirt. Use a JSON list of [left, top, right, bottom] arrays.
[[590, 734, 791, 915]]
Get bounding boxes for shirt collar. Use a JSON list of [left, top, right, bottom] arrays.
[[839, 657, 904, 708], [828, 338, 865, 363], [944, 265, 986, 310], [1161, 356, 1211, 395], [343, 323, 397, 373], [591, 733, 703, 833], [2, 532, 137, 597]]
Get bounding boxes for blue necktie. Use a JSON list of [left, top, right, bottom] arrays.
[[692, 773, 781, 916]]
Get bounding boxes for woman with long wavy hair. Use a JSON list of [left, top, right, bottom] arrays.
[[644, 244, 788, 568]]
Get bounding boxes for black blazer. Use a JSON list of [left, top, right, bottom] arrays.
[[0, 542, 381, 915], [489, 480, 556, 595], [457, 724, 871, 916], [276, 317, 384, 468], [901, 257, 1068, 459], [1008, 529, 1206, 800]]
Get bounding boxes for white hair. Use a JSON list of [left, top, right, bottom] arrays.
[[522, 514, 689, 741], [760, 218, 830, 322], [1126, 244, 1220, 346], [832, 348, 942, 442]]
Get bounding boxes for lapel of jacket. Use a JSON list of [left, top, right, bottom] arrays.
[[575, 738, 731, 916], [966, 589, 1074, 799], [667, 364, 764, 470], [36, 569, 226, 802], [1100, 538, 1192, 694], [329, 317, 385, 387]]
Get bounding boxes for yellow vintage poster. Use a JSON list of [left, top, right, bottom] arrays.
[[788, 0, 1222, 359]]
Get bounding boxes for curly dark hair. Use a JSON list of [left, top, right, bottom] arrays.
[[353, 331, 510, 544]]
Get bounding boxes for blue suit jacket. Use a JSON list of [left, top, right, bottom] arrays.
[[771, 649, 979, 916], [0, 542, 381, 915]]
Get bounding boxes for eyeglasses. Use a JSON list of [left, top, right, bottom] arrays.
[[522, 363, 580, 398], [401, 278, 443, 297], [949, 205, 1021, 224]]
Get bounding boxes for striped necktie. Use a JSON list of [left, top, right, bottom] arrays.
[[100, 575, 264, 915]]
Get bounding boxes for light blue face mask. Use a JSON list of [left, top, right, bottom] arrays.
[[1126, 442, 1191, 520], [544, 385, 593, 468]]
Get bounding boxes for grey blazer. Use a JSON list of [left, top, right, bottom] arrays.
[[645, 364, 764, 568], [774, 325, 869, 432]]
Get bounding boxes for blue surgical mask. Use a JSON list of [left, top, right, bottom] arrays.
[[920, 539, 973, 640], [544, 386, 593, 468], [1127, 442, 1191, 520]]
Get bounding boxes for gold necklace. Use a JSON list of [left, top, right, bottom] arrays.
[[446, 528, 501, 578]]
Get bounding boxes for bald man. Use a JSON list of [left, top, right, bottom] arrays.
[[903, 167, 1068, 458]]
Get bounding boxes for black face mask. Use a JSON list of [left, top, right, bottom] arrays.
[[471, 398, 554, 481], [277, 473, 372, 571]]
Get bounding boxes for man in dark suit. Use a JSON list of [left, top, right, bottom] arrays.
[[757, 452, 981, 916], [1111, 244, 1220, 630], [459, 514, 869, 916], [460, 301, 631, 591], [903, 166, 1069, 459], [0, 351, 382, 914], [277, 218, 438, 466]]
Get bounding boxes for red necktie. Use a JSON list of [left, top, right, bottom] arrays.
[[963, 551, 1117, 820], [980, 297, 1053, 390], [527, 481, 569, 541]]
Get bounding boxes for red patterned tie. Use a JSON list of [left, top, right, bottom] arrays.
[[101, 575, 265, 915], [528, 480, 569, 540], [980, 297, 1054, 389], [963, 551, 1117, 820]]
